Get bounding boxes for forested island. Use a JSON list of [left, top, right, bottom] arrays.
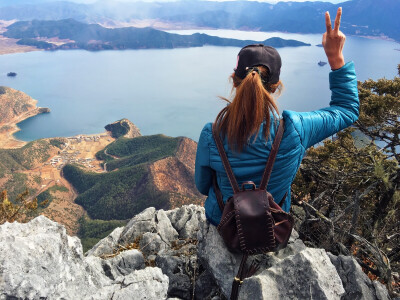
[[4, 19, 311, 51]]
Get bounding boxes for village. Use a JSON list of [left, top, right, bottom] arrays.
[[44, 133, 114, 172]]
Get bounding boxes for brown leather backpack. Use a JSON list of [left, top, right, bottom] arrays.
[[212, 119, 294, 300]]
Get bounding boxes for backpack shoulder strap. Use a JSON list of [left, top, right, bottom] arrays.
[[212, 123, 240, 194], [259, 119, 285, 190]]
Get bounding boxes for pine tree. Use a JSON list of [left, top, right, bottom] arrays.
[[292, 65, 400, 295]]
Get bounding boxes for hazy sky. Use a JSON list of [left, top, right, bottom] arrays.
[[69, 0, 346, 3]]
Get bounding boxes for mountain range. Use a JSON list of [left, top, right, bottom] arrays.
[[4, 19, 310, 51], [0, 0, 399, 42]]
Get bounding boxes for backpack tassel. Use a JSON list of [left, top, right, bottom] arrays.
[[245, 260, 260, 278]]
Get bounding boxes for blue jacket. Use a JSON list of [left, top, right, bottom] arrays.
[[195, 61, 359, 226]]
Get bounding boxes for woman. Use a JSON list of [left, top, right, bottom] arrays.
[[195, 7, 359, 227]]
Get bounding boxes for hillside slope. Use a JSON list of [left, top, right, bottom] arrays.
[[63, 134, 204, 220]]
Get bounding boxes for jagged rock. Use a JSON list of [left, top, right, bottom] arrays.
[[0, 216, 168, 300], [100, 268, 168, 300], [166, 205, 206, 239], [168, 273, 192, 300], [290, 204, 306, 230], [0, 216, 109, 299], [373, 282, 392, 300], [156, 255, 184, 276], [166, 205, 192, 232], [156, 255, 193, 299], [1, 205, 392, 300], [180, 208, 206, 239], [328, 253, 391, 300], [239, 248, 345, 299], [156, 209, 179, 244], [102, 249, 145, 279], [140, 232, 168, 256], [197, 221, 344, 299], [86, 226, 124, 257], [194, 269, 221, 300], [118, 207, 157, 245]]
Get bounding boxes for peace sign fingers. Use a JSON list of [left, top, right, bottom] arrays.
[[322, 7, 345, 70], [325, 11, 332, 33], [334, 7, 342, 33]]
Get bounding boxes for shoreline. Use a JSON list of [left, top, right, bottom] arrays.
[[0, 27, 398, 56], [0, 36, 43, 56], [0, 107, 50, 149]]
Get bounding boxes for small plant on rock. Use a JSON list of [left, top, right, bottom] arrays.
[[0, 189, 48, 224]]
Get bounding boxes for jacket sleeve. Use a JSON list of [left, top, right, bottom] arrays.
[[283, 61, 359, 149], [195, 124, 213, 196]]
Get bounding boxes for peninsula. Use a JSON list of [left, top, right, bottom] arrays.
[[0, 87, 203, 240]]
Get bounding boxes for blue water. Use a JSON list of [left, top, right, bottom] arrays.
[[0, 30, 399, 141]]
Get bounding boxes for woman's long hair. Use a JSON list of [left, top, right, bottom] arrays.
[[216, 66, 282, 152]]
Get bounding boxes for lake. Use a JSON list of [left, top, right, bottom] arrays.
[[0, 29, 399, 141]]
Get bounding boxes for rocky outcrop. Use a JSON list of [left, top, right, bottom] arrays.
[[0, 206, 391, 300], [104, 118, 141, 139], [328, 253, 391, 300], [0, 216, 168, 300]]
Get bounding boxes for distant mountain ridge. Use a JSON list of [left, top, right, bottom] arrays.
[[0, 0, 399, 42], [3, 19, 310, 51]]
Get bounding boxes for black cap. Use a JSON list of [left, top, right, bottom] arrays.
[[234, 44, 282, 84]]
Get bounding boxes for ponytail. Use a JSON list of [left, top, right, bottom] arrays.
[[216, 66, 282, 152]]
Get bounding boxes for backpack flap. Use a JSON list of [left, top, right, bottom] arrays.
[[234, 189, 276, 254]]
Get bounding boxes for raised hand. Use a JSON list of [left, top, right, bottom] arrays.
[[322, 7, 346, 70]]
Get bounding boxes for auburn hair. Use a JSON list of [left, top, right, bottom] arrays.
[[216, 66, 282, 152]]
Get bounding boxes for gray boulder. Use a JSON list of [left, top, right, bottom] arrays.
[[328, 253, 391, 300], [102, 249, 145, 279], [118, 207, 157, 245], [166, 205, 206, 239], [139, 232, 168, 256], [86, 226, 124, 257], [113, 207, 178, 258], [0, 216, 168, 300], [156, 209, 179, 244], [99, 267, 168, 300], [197, 220, 345, 299], [1, 205, 392, 300], [194, 269, 221, 300], [239, 248, 345, 300]]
